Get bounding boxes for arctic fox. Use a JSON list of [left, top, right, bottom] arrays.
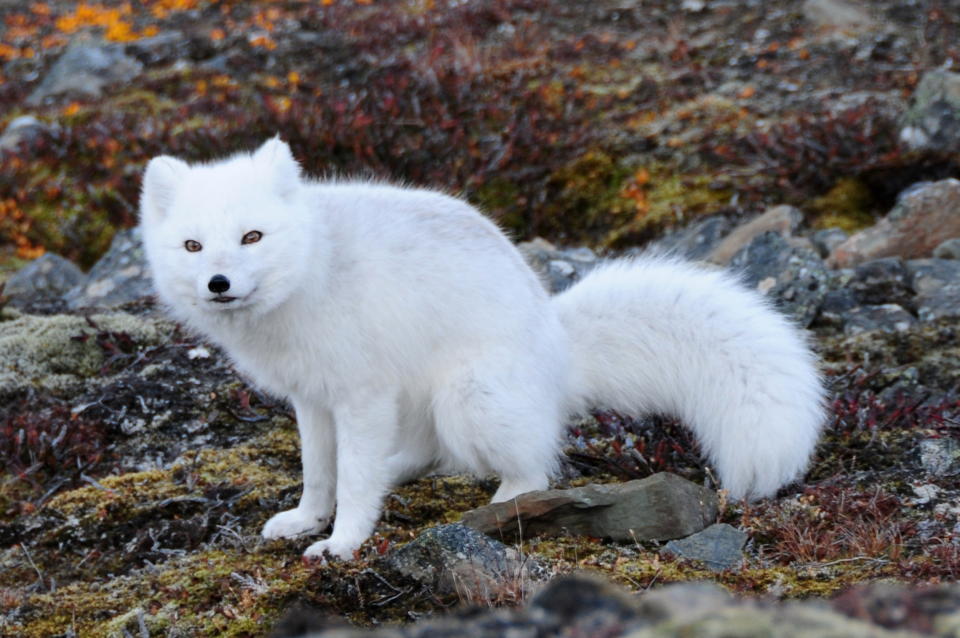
[[139, 138, 825, 561]]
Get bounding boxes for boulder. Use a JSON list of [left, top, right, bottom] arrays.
[[644, 215, 732, 261], [5, 252, 84, 311], [729, 232, 829, 327], [27, 37, 143, 105], [460, 473, 718, 543], [64, 229, 153, 309], [706, 205, 803, 266], [830, 179, 960, 268]]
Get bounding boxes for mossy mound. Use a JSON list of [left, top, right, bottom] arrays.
[[0, 310, 172, 398], [537, 151, 731, 246], [809, 177, 877, 232]]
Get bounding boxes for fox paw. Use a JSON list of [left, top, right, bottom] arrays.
[[303, 537, 359, 562], [261, 508, 328, 540]]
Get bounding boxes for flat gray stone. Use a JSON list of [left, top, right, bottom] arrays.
[[460, 473, 718, 543], [661, 523, 747, 572]]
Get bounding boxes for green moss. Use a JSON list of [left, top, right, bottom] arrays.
[[809, 177, 876, 232], [602, 168, 732, 249], [540, 149, 637, 240], [23, 199, 116, 269]]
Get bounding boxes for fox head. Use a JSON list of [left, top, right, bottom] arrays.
[[139, 137, 315, 322]]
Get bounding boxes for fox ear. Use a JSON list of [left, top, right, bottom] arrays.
[[253, 136, 301, 200], [141, 156, 189, 223]]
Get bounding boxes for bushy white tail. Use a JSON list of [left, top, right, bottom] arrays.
[[553, 258, 825, 500]]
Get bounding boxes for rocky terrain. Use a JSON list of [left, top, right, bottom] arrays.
[[2, 0, 960, 636]]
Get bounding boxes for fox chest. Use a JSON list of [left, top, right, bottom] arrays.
[[215, 325, 364, 402]]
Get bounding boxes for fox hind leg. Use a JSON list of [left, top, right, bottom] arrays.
[[431, 352, 562, 504]]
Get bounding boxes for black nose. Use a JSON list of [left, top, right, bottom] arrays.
[[208, 274, 231, 294]]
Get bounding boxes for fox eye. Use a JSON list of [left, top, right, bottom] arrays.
[[242, 230, 263, 245], [184, 240, 202, 252]]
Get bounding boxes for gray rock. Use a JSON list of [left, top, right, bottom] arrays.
[[707, 205, 803, 266], [849, 257, 912, 307], [918, 438, 960, 477], [916, 293, 960, 322], [635, 581, 733, 624], [383, 523, 546, 603], [830, 179, 960, 267], [803, 0, 877, 34], [816, 288, 858, 330], [0, 115, 50, 153], [4, 253, 84, 310], [905, 258, 960, 296], [906, 259, 960, 321], [517, 237, 598, 293], [934, 238, 960, 260], [661, 523, 747, 572], [644, 215, 732, 261], [730, 232, 829, 327], [899, 69, 960, 153], [460, 473, 718, 543], [811, 227, 849, 259], [64, 228, 153, 309], [843, 304, 916, 336], [27, 37, 143, 105]]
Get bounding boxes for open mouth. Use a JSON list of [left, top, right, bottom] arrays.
[[210, 295, 238, 304]]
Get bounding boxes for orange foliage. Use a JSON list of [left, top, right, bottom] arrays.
[[249, 34, 277, 50], [0, 199, 45, 259], [54, 1, 202, 42]]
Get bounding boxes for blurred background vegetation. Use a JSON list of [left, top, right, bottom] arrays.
[[0, 0, 957, 267]]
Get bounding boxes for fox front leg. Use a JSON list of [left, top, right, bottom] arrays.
[[262, 400, 335, 539], [303, 392, 398, 561]]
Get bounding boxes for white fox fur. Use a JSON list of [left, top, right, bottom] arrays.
[[139, 138, 825, 560]]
